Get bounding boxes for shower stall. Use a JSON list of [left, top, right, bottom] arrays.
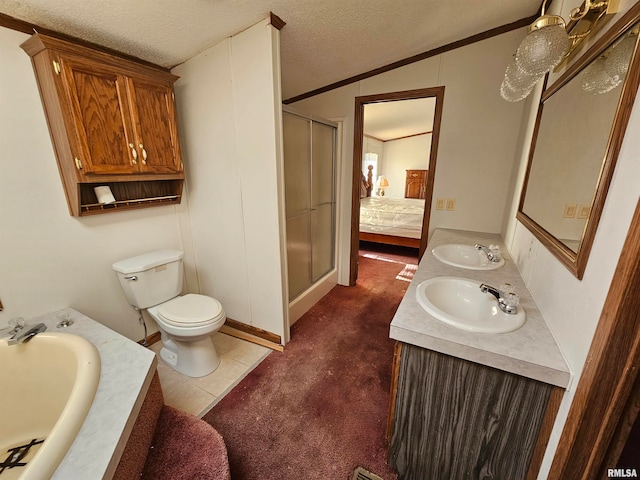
[[282, 108, 338, 316]]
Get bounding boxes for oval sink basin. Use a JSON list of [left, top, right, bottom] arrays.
[[432, 244, 504, 270], [416, 277, 525, 333]]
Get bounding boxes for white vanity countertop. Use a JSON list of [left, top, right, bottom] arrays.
[[390, 229, 571, 388], [30, 308, 156, 480]]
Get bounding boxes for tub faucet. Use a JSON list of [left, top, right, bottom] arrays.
[[0, 318, 24, 339], [8, 323, 47, 346], [479, 283, 519, 315], [475, 244, 501, 262]]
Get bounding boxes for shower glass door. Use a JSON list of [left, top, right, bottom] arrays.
[[283, 111, 336, 301]]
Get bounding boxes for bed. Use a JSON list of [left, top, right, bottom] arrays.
[[359, 196, 425, 248]]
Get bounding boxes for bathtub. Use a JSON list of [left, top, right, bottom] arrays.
[[0, 331, 100, 480]]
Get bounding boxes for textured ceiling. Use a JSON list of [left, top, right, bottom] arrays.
[[0, 0, 539, 100]]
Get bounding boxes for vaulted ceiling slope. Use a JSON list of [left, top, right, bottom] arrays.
[[0, 0, 540, 100]]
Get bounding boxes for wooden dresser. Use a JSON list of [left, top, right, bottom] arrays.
[[404, 169, 427, 199]]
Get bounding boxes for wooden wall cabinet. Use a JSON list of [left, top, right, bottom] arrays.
[[21, 34, 185, 216], [404, 169, 427, 199]]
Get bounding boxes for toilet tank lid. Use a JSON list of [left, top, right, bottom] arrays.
[[112, 250, 185, 274]]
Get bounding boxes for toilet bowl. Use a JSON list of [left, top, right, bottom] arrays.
[[112, 250, 226, 378], [147, 294, 226, 377]]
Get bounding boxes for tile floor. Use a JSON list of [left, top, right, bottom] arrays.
[[149, 332, 271, 418]]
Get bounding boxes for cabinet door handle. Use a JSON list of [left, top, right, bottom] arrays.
[[128, 143, 138, 165], [139, 144, 148, 164]]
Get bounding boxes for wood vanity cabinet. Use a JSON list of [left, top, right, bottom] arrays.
[[21, 34, 184, 216], [404, 169, 427, 199], [387, 343, 563, 480]]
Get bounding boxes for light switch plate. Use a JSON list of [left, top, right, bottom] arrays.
[[564, 204, 577, 218], [578, 204, 590, 219], [446, 198, 456, 211]]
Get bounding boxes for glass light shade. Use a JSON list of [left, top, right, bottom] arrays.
[[515, 24, 571, 76], [500, 78, 533, 102], [500, 62, 541, 102], [506, 61, 542, 90], [582, 56, 621, 94], [605, 34, 636, 80]]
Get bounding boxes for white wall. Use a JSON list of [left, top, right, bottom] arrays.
[[0, 19, 286, 344], [502, 1, 640, 477], [382, 135, 431, 198], [0, 27, 190, 340], [292, 29, 528, 284], [507, 95, 640, 480], [172, 19, 288, 342]]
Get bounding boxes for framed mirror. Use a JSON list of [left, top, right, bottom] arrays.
[[517, 5, 640, 279]]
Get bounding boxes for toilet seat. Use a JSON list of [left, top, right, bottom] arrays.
[[158, 294, 224, 327]]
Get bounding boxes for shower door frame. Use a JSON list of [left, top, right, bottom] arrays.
[[282, 106, 340, 325]]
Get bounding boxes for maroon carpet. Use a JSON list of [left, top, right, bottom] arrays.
[[203, 255, 412, 479]]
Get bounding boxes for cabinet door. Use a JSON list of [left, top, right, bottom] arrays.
[[59, 54, 138, 175], [390, 345, 554, 479], [127, 77, 183, 174], [405, 170, 427, 199]]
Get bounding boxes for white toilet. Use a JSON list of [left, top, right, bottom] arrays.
[[112, 250, 226, 378]]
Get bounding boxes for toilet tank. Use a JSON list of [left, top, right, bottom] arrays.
[[112, 250, 185, 309]]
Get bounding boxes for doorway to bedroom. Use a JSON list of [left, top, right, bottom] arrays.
[[349, 87, 445, 285]]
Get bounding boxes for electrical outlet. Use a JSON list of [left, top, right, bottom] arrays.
[[436, 198, 445, 210], [564, 204, 577, 218], [446, 198, 456, 211]]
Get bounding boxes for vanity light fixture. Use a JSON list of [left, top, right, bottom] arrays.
[[581, 29, 637, 94], [501, 0, 620, 102]]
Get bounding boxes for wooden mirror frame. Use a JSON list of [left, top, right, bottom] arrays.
[[517, 4, 640, 280]]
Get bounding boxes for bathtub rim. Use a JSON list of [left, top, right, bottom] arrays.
[[0, 331, 101, 480]]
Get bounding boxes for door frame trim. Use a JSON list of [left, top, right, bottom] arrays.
[[349, 87, 445, 285]]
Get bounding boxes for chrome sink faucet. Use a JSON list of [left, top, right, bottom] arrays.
[[7, 323, 47, 346], [479, 283, 519, 315], [475, 244, 502, 262]]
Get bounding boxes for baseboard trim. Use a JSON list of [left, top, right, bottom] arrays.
[[221, 319, 283, 352], [139, 331, 161, 347], [138, 320, 283, 352]]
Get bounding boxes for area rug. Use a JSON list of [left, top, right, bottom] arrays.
[[203, 255, 411, 479]]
